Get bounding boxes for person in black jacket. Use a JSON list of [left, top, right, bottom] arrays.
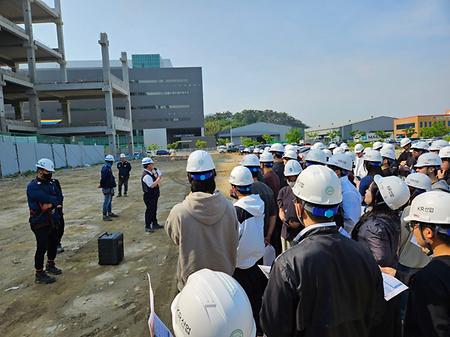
[[261, 165, 384, 337], [352, 175, 410, 337], [27, 158, 64, 284], [99, 155, 117, 221], [141, 157, 162, 232], [117, 153, 131, 197]]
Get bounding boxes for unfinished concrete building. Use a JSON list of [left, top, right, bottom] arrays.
[[0, 0, 133, 153]]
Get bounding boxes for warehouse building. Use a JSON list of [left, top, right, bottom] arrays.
[[217, 122, 294, 144]]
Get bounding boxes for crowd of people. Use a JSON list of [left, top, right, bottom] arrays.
[[167, 139, 450, 337], [24, 139, 450, 336]]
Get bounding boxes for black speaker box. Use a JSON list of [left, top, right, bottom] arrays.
[[98, 232, 124, 265]]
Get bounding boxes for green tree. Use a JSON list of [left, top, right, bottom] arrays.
[[349, 130, 366, 139], [167, 142, 178, 150], [262, 134, 273, 144], [419, 122, 448, 138], [374, 130, 388, 139], [327, 130, 341, 141], [147, 144, 159, 151], [405, 127, 416, 138], [195, 140, 207, 149], [285, 128, 302, 144], [306, 132, 318, 140], [240, 137, 257, 147], [217, 138, 229, 146]]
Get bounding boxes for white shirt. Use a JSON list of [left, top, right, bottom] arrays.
[[142, 168, 162, 187], [340, 175, 362, 233], [354, 156, 367, 180]]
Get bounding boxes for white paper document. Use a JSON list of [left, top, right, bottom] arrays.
[[147, 273, 174, 337], [382, 272, 408, 301], [258, 265, 271, 279]]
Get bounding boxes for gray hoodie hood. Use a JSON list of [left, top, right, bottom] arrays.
[[234, 194, 265, 217], [183, 191, 231, 225]]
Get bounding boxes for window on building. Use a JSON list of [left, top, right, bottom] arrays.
[[428, 121, 432, 127], [396, 123, 415, 130], [419, 122, 423, 127]]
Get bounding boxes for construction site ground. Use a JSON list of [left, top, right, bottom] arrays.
[[0, 153, 239, 337]]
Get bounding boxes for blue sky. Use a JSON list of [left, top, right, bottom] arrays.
[[35, 0, 450, 127]]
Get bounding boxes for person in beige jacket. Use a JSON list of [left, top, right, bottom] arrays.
[[165, 150, 239, 290]]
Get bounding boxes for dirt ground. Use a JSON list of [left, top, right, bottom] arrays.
[[0, 153, 240, 337]]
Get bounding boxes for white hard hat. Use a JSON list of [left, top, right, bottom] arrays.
[[363, 147, 372, 153], [284, 144, 294, 152], [105, 154, 114, 162], [373, 175, 410, 210], [264, 146, 270, 152], [259, 151, 274, 163], [229, 166, 254, 186], [142, 157, 153, 165], [382, 143, 395, 151], [340, 143, 349, 150], [404, 191, 450, 225], [36, 158, 55, 172], [269, 143, 284, 153], [241, 154, 260, 167], [328, 143, 338, 150], [292, 165, 342, 205], [364, 149, 382, 163], [322, 149, 332, 159], [400, 138, 411, 148], [411, 141, 429, 151], [186, 150, 215, 172], [253, 148, 260, 154], [380, 148, 396, 160], [430, 140, 449, 152], [405, 173, 432, 191], [432, 180, 450, 193], [284, 160, 302, 176], [332, 147, 345, 155], [439, 146, 450, 159], [414, 152, 442, 168], [283, 149, 298, 160], [120, 153, 126, 158], [171, 269, 256, 337], [328, 153, 353, 171], [372, 141, 383, 150], [354, 144, 364, 154], [305, 149, 327, 165], [311, 142, 325, 150]]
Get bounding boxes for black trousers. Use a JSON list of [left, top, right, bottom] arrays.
[[118, 176, 129, 195], [233, 262, 268, 336], [144, 193, 159, 228], [31, 225, 58, 270], [56, 209, 65, 245]]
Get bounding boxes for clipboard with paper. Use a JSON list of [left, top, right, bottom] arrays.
[[147, 273, 174, 337]]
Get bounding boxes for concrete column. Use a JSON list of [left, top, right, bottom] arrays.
[[22, 0, 41, 128], [61, 100, 71, 126], [13, 102, 23, 120], [0, 82, 6, 133], [99, 33, 116, 154], [120, 52, 134, 154], [54, 0, 67, 83]]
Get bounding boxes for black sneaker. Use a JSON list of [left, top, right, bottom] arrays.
[[35, 271, 56, 284], [103, 215, 112, 221], [56, 244, 64, 254], [46, 263, 63, 275], [108, 212, 119, 218], [145, 227, 154, 233]]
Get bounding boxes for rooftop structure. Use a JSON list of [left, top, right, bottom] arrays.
[[217, 122, 294, 144]]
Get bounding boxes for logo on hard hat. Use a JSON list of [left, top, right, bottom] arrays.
[[230, 329, 244, 337], [325, 186, 334, 195], [417, 206, 434, 213]]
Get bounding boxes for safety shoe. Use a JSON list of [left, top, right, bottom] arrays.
[[56, 244, 65, 254], [35, 271, 56, 284], [108, 212, 119, 218], [145, 227, 154, 233], [103, 215, 112, 221], [46, 263, 63, 275], [153, 223, 164, 230]]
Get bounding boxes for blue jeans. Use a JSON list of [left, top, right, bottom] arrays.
[[102, 188, 113, 214]]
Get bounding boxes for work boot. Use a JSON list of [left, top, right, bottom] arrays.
[[153, 223, 164, 230], [56, 244, 65, 254], [35, 271, 56, 284], [145, 227, 154, 233], [103, 214, 112, 221], [46, 262, 62, 275], [108, 212, 119, 218]]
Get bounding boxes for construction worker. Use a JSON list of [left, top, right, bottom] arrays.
[[171, 269, 256, 337], [99, 154, 118, 221], [141, 157, 163, 233], [352, 175, 410, 337], [380, 147, 398, 176], [229, 166, 267, 337], [277, 160, 303, 251], [327, 153, 362, 233], [438, 146, 450, 184], [372, 141, 383, 151], [116, 153, 131, 197], [165, 150, 239, 290], [398, 137, 412, 164], [269, 143, 286, 188], [27, 158, 63, 284], [322, 148, 332, 161], [241, 154, 277, 252], [403, 191, 450, 337], [414, 152, 447, 190], [282, 149, 298, 165], [303, 148, 327, 168], [261, 165, 384, 337], [429, 139, 448, 154], [358, 149, 382, 197], [407, 141, 429, 169], [328, 143, 338, 151], [353, 143, 367, 182]]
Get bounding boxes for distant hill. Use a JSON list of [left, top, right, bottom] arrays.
[[205, 109, 308, 136]]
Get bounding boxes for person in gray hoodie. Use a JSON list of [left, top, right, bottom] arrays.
[[229, 165, 267, 337], [165, 150, 239, 291]]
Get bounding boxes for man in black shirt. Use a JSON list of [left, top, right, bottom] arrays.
[[117, 153, 132, 197], [269, 143, 287, 188], [403, 191, 450, 337]]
